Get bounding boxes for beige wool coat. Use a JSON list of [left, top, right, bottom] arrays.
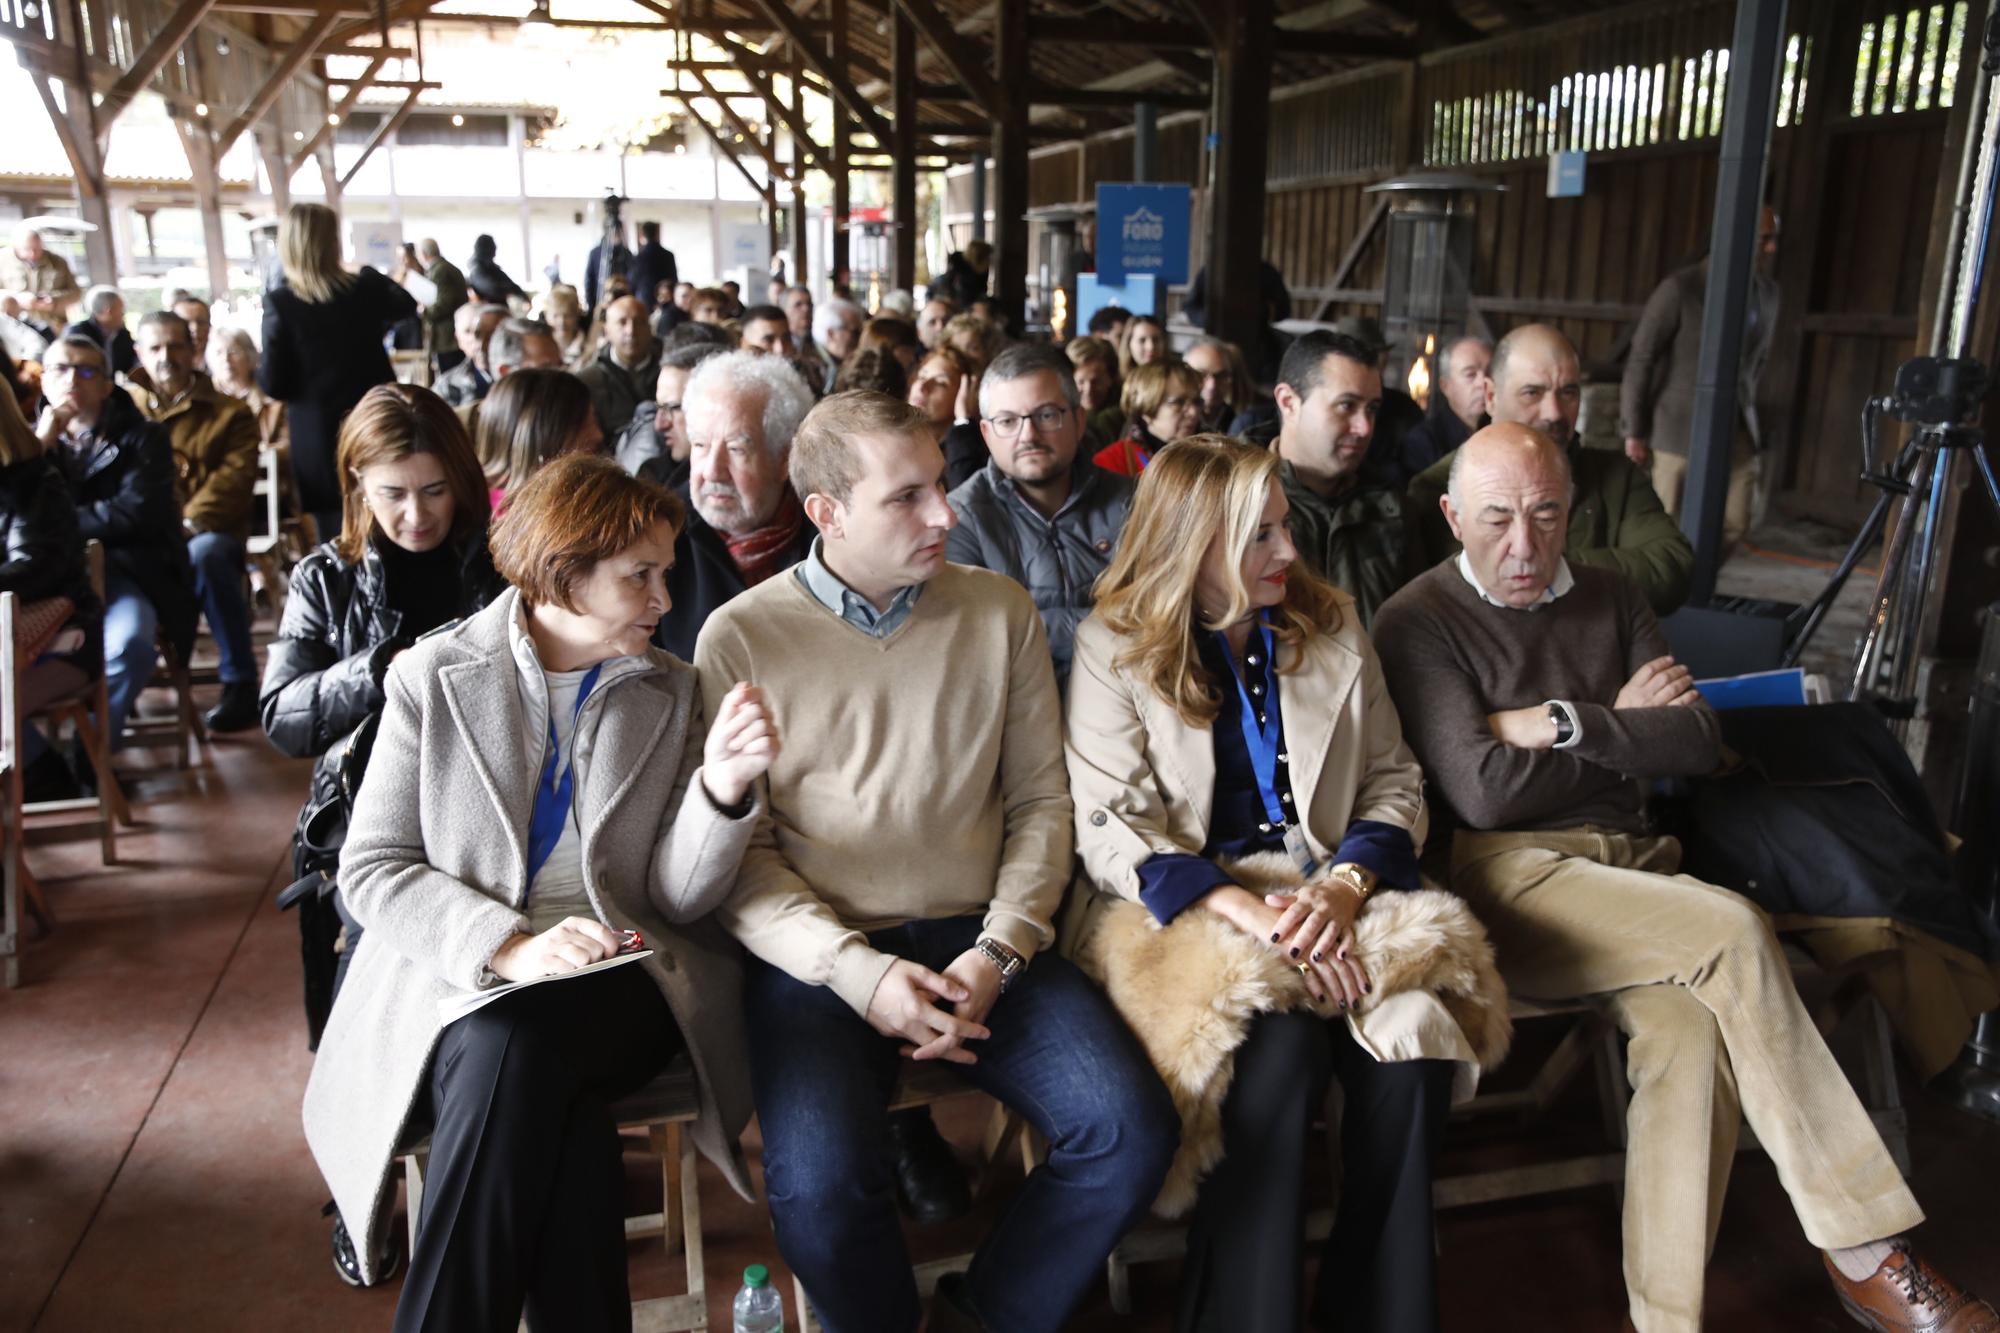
[[1063, 594, 1497, 1078], [302, 591, 758, 1281]]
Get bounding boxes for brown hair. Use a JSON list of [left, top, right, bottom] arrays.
[[1093, 434, 1345, 726], [789, 390, 930, 507], [0, 377, 43, 466], [1117, 315, 1169, 379], [491, 454, 684, 612], [474, 368, 598, 494], [857, 316, 920, 362], [832, 346, 908, 399], [917, 345, 972, 381], [1120, 359, 1201, 433], [941, 313, 997, 371], [1064, 335, 1116, 374], [333, 384, 490, 563]]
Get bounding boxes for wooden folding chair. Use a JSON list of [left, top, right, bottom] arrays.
[[123, 627, 207, 769]]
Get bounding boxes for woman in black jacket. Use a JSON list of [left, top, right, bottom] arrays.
[[465, 233, 529, 307], [261, 383, 501, 1054], [0, 387, 101, 796], [258, 203, 421, 541]]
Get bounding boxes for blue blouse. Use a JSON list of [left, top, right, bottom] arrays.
[[1134, 629, 1418, 923]]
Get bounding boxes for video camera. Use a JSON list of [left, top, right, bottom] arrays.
[[1880, 355, 1990, 425]]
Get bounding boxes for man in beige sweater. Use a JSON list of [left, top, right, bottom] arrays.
[[695, 391, 1176, 1333]]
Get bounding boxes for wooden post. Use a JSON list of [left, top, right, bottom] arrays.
[[175, 119, 232, 302], [1204, 0, 1272, 348], [789, 45, 808, 292], [829, 0, 851, 285], [254, 126, 292, 214], [891, 6, 917, 290], [990, 0, 1028, 330]]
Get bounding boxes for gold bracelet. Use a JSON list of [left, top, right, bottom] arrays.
[[1326, 862, 1375, 904]]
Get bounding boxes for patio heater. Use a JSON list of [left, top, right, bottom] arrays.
[[1026, 205, 1090, 341], [1365, 171, 1503, 396], [845, 207, 891, 311]]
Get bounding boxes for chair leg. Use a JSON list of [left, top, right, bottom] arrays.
[[794, 1275, 820, 1333], [653, 1122, 685, 1258], [677, 1122, 705, 1310], [403, 1152, 426, 1262]]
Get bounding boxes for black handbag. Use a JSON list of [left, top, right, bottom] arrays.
[[276, 711, 382, 1049]]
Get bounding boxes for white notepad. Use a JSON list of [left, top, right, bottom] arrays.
[[437, 950, 653, 1025]]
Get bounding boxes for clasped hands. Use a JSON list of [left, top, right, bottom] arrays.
[[1203, 879, 1371, 1010], [1485, 653, 1699, 751], [864, 948, 1007, 1065]]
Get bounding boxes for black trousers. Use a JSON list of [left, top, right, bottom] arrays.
[[1176, 1010, 1456, 1333], [393, 963, 682, 1333]]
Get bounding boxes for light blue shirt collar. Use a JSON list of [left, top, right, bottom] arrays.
[[794, 536, 924, 639]]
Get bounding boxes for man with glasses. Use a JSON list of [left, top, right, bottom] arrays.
[[36, 336, 198, 746], [947, 343, 1134, 686], [132, 311, 262, 732], [615, 339, 724, 493]]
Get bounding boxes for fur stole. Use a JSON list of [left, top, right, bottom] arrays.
[[1077, 851, 1512, 1218]]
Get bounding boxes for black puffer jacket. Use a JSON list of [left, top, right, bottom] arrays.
[[0, 454, 102, 669], [261, 532, 502, 816], [53, 388, 198, 658]]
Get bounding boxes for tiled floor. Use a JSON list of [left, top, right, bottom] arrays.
[[3, 545, 1997, 1332]]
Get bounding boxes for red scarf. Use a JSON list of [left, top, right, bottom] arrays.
[[724, 486, 807, 586]]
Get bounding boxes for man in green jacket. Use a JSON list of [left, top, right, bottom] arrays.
[[417, 237, 469, 373], [1270, 328, 1413, 627], [1407, 323, 1693, 615]]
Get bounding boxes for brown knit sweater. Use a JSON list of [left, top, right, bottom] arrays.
[[1372, 560, 1721, 834]]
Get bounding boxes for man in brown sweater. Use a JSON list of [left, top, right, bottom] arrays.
[[1375, 423, 1992, 1333], [695, 391, 1175, 1333]]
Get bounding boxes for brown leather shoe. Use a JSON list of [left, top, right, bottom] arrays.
[[1824, 1244, 2000, 1332]]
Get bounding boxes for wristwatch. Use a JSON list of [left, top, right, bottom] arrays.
[[975, 936, 1026, 991], [1547, 700, 1576, 747]]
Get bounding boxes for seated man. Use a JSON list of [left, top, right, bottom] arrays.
[[432, 301, 503, 408], [63, 284, 146, 389], [946, 343, 1132, 687], [739, 304, 796, 359], [694, 391, 1176, 1333], [1408, 323, 1694, 615], [453, 316, 561, 432], [615, 340, 724, 492], [1373, 423, 1995, 1333], [576, 295, 661, 439], [1398, 332, 1490, 482], [653, 350, 815, 661], [38, 337, 197, 744], [1270, 329, 1412, 627], [132, 311, 262, 732]]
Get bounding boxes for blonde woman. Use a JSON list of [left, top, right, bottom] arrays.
[[541, 284, 590, 368], [1116, 313, 1168, 380], [258, 202, 420, 537], [1065, 435, 1508, 1333], [1093, 359, 1202, 476]]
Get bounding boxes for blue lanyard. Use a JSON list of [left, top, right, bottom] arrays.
[[526, 662, 604, 885], [1215, 621, 1287, 829]]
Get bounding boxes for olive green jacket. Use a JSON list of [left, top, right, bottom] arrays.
[[1278, 462, 1413, 630], [1406, 443, 1694, 615]]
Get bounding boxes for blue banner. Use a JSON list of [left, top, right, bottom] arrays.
[[1097, 183, 1192, 285]]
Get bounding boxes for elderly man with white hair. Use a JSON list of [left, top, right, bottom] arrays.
[[650, 349, 817, 661], [61, 284, 146, 389], [811, 295, 865, 395]]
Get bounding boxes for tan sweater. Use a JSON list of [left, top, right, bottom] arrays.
[[694, 563, 1072, 1015]]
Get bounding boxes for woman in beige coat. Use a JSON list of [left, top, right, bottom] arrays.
[[1066, 436, 1504, 1333], [302, 455, 777, 1330]]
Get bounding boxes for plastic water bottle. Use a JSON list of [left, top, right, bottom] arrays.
[[732, 1263, 784, 1332]]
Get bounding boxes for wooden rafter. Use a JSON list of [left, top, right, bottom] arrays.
[[338, 85, 419, 188], [217, 9, 338, 154], [686, 67, 791, 179], [288, 49, 387, 173], [890, 0, 998, 115], [711, 36, 830, 170], [740, 0, 894, 144], [670, 92, 774, 202], [100, 0, 221, 124]]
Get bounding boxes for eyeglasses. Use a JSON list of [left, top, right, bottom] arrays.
[[43, 363, 100, 380], [983, 405, 1070, 436]]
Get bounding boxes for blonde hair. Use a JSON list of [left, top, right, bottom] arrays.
[[278, 202, 354, 305], [0, 380, 43, 466], [1093, 434, 1344, 727], [1120, 359, 1200, 434]]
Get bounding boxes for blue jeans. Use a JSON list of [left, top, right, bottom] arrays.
[[745, 916, 1178, 1333], [103, 571, 158, 748], [188, 531, 256, 685]]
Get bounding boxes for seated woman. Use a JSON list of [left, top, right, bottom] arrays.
[[1117, 313, 1169, 380], [303, 453, 778, 1330], [854, 315, 923, 375], [831, 345, 907, 399], [210, 326, 288, 448], [475, 367, 603, 512], [1066, 435, 1504, 1333], [1064, 334, 1122, 447], [542, 284, 590, 369], [1093, 359, 1202, 476], [0, 384, 101, 800], [263, 382, 504, 1040]]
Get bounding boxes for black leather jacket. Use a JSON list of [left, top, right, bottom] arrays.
[[0, 454, 102, 668], [261, 532, 502, 817]]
